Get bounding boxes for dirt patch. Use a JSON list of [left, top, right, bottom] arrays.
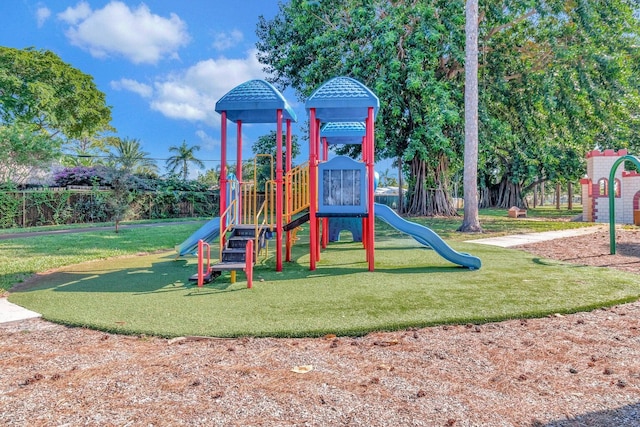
[[513, 228, 640, 274], [1, 229, 640, 426]]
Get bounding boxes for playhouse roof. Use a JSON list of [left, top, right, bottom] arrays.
[[305, 76, 379, 122], [215, 79, 297, 123], [320, 122, 366, 145]]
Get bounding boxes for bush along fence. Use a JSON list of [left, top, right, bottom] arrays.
[[0, 187, 219, 229]]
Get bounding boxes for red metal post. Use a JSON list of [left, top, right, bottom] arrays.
[[220, 111, 228, 225], [361, 133, 368, 253], [309, 109, 317, 270], [236, 120, 243, 221], [276, 109, 284, 272], [245, 239, 253, 289], [315, 117, 322, 262], [321, 137, 328, 249], [367, 107, 375, 271], [286, 119, 293, 262]]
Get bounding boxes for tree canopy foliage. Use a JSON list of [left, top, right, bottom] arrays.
[[0, 47, 112, 184], [257, 0, 640, 212], [107, 137, 159, 177], [166, 140, 205, 181], [251, 130, 301, 189]]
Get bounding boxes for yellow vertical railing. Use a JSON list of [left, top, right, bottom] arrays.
[[285, 161, 310, 217], [240, 181, 255, 225], [263, 179, 277, 228], [219, 198, 238, 261]]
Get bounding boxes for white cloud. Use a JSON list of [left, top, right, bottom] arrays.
[[110, 78, 153, 98], [36, 6, 51, 27], [147, 49, 266, 124], [195, 130, 220, 151], [213, 30, 243, 51], [58, 1, 190, 64], [58, 1, 91, 25]]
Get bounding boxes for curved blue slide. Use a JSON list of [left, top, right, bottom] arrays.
[[374, 203, 481, 270], [175, 217, 221, 257]]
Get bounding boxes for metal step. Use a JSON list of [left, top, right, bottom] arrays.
[[210, 262, 250, 271], [227, 236, 254, 248], [188, 270, 221, 283]]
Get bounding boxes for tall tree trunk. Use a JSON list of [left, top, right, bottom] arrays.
[[406, 156, 457, 217], [458, 0, 482, 232], [397, 157, 404, 214], [568, 182, 573, 210], [482, 177, 526, 208]]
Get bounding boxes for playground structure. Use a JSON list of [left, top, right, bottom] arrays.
[[580, 149, 640, 225], [180, 77, 481, 286]]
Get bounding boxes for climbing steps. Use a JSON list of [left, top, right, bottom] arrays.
[[189, 224, 268, 285]]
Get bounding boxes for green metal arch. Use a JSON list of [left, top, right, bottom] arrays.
[[608, 154, 640, 254]]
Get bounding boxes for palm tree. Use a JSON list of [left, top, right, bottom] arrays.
[[165, 140, 205, 181], [458, 0, 482, 232], [107, 137, 158, 176]]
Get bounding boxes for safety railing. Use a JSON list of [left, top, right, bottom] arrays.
[[286, 161, 310, 218], [219, 198, 238, 261]]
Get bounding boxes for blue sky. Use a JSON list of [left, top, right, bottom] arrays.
[[0, 0, 312, 177]]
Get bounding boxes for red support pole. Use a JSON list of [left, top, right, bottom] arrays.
[[361, 135, 368, 252], [220, 111, 228, 225], [275, 109, 284, 272], [366, 107, 375, 271], [197, 239, 204, 287], [286, 119, 293, 262], [236, 120, 243, 221], [245, 239, 253, 289], [321, 137, 328, 249], [309, 109, 317, 270], [315, 117, 322, 262]]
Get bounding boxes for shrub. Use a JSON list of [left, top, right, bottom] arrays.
[[53, 166, 110, 187]]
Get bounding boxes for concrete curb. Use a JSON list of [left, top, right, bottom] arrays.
[[0, 298, 41, 324]]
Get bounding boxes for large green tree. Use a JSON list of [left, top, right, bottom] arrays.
[[165, 140, 205, 181], [477, 1, 640, 207], [258, 0, 464, 216], [257, 0, 640, 212], [0, 47, 112, 184]]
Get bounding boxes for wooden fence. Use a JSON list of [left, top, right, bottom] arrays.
[[0, 187, 219, 229]]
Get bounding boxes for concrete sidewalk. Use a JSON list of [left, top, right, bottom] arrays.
[[0, 298, 41, 324], [465, 225, 604, 248]]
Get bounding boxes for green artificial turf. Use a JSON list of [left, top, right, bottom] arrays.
[[0, 222, 204, 292], [8, 220, 640, 338]]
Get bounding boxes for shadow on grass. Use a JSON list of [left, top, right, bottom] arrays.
[[12, 253, 192, 294], [11, 246, 476, 296]]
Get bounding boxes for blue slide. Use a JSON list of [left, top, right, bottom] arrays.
[[374, 203, 481, 270], [175, 217, 221, 257]]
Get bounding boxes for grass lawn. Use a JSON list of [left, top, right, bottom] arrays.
[[5, 207, 640, 338]]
